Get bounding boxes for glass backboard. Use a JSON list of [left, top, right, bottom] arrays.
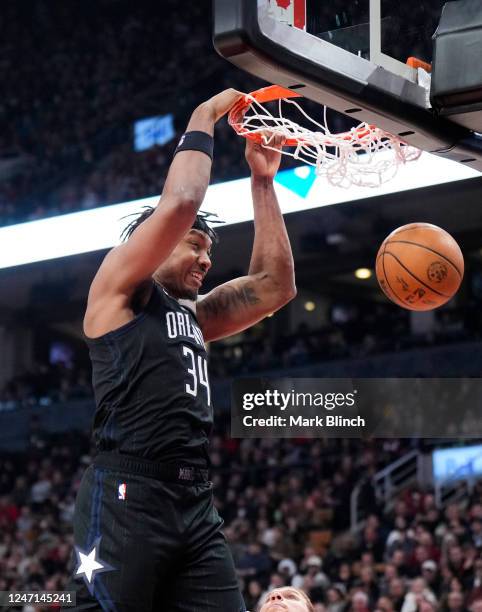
[[304, 0, 448, 81], [213, 0, 482, 171]]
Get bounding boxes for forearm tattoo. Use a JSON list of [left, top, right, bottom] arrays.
[[202, 284, 261, 318]]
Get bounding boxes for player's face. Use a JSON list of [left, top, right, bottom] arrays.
[[260, 588, 311, 612], [156, 229, 212, 300]]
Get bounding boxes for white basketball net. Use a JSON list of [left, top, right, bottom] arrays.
[[233, 95, 422, 188]]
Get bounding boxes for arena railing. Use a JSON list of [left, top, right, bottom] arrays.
[[350, 450, 422, 532]]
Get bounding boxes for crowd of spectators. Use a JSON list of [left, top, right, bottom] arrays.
[[0, 421, 481, 611], [208, 302, 482, 377], [231, 480, 482, 612], [0, 362, 91, 413], [2, 3, 482, 610], [0, 1, 352, 228], [2, 298, 482, 412], [0, 0, 447, 231], [0, 1, 235, 226]]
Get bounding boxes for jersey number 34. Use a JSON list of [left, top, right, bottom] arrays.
[[182, 345, 211, 406]]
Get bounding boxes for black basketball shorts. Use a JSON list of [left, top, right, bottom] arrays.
[[63, 460, 246, 612]]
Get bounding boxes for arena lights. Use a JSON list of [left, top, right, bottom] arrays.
[[354, 268, 372, 280], [304, 301, 316, 312], [0, 152, 479, 270]]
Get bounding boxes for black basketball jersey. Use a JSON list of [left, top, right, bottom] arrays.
[[85, 283, 212, 466]]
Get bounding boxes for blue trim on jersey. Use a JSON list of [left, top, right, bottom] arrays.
[[87, 469, 102, 549], [94, 577, 117, 612], [87, 469, 118, 612]]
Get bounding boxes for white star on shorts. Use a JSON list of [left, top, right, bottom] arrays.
[[74, 537, 115, 594]]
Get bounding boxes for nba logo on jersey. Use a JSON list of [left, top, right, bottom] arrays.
[[118, 483, 127, 500]]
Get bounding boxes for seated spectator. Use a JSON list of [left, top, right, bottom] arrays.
[[359, 563, 380, 604], [292, 555, 330, 591], [237, 542, 273, 585], [245, 580, 264, 612], [401, 577, 437, 612], [421, 559, 441, 593], [278, 558, 298, 584], [335, 562, 354, 591], [346, 590, 371, 612], [388, 577, 407, 611], [326, 585, 347, 612], [444, 590, 469, 612]]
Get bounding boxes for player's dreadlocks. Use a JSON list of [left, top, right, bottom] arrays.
[[120, 206, 222, 246]]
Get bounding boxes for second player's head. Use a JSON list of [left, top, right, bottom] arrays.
[[258, 587, 314, 612], [121, 207, 219, 300]]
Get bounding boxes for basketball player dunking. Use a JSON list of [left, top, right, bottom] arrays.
[[65, 88, 296, 611]]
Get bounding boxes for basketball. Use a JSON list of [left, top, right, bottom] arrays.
[[376, 223, 464, 311]]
